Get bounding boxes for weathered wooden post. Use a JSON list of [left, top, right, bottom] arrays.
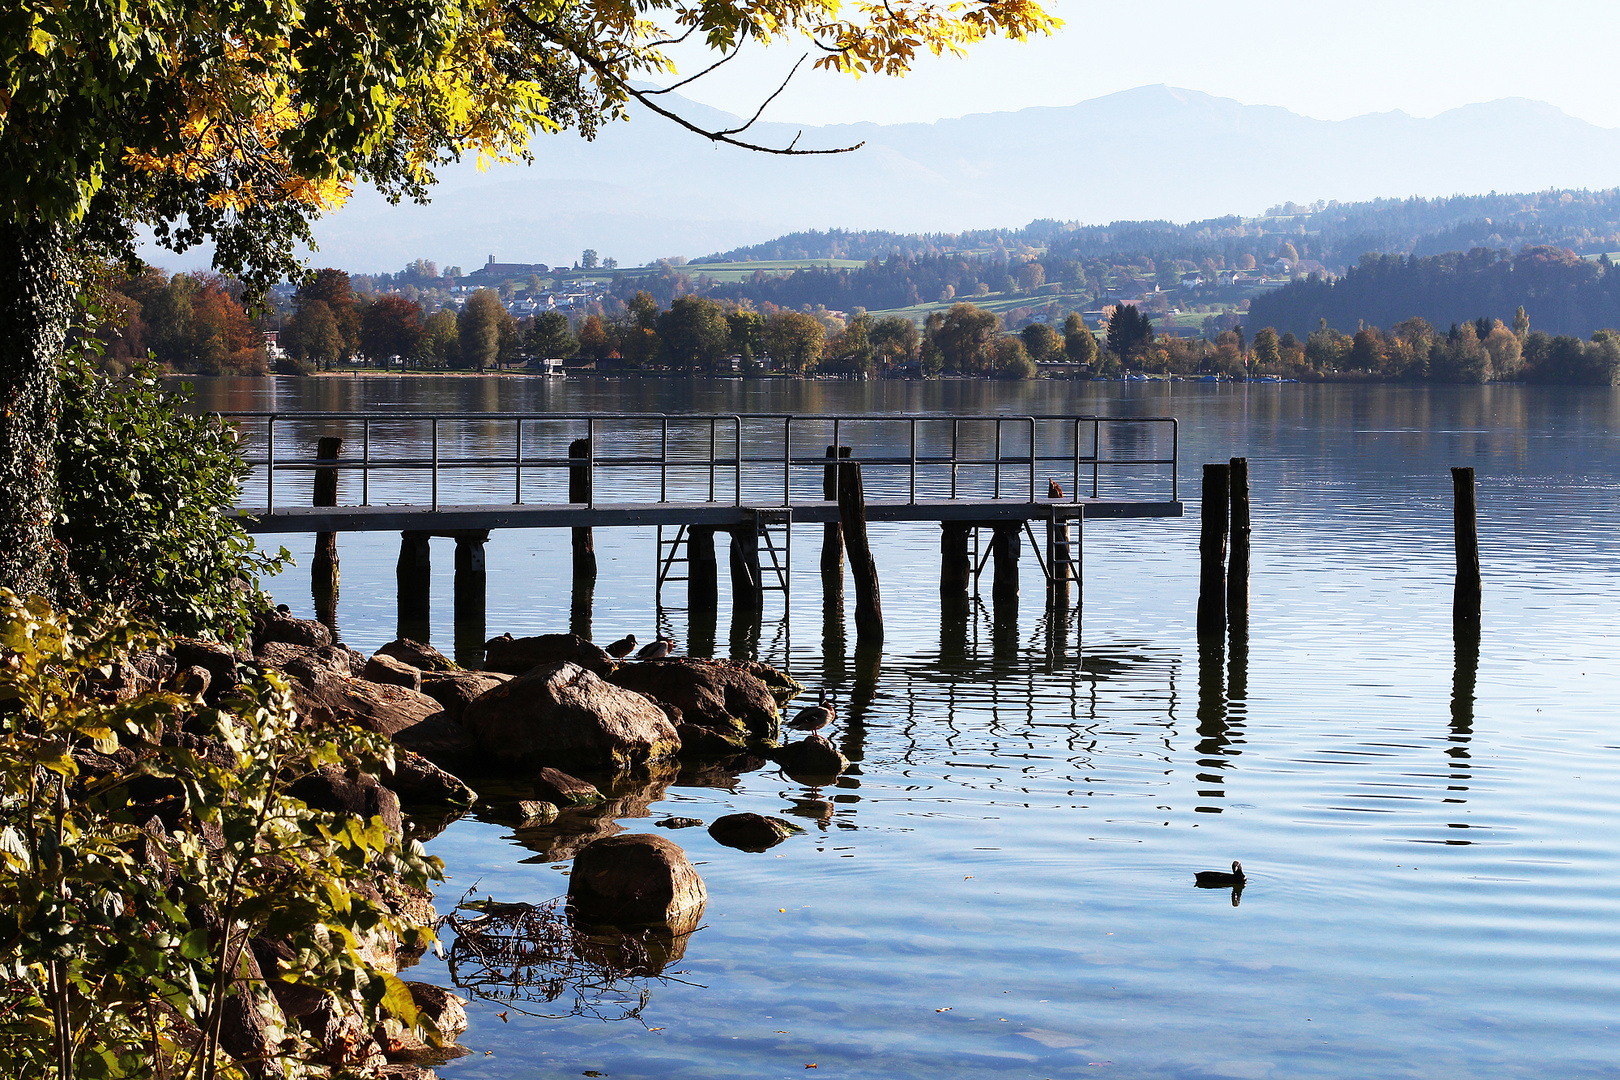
[[990, 523, 1020, 606], [837, 455, 884, 643], [940, 522, 971, 603], [729, 517, 763, 613], [1197, 463, 1230, 640], [568, 437, 596, 582], [453, 530, 488, 667], [1227, 456, 1250, 636], [688, 525, 718, 610], [396, 531, 431, 641], [822, 445, 850, 574], [570, 573, 594, 641], [1452, 466, 1482, 633], [312, 436, 341, 627]]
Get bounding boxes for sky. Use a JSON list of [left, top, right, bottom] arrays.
[[657, 0, 1620, 129]]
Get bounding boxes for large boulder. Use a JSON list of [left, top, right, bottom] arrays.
[[390, 715, 479, 771], [286, 665, 445, 739], [532, 766, 602, 807], [461, 662, 679, 772], [420, 671, 512, 725], [567, 833, 707, 928], [377, 638, 458, 673], [719, 659, 805, 707], [257, 641, 364, 682], [291, 766, 404, 837], [383, 747, 477, 808], [610, 658, 780, 746], [253, 608, 332, 651], [171, 637, 244, 703], [482, 633, 616, 678], [363, 653, 423, 691]]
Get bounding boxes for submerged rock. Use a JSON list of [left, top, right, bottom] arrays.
[[567, 833, 707, 928], [461, 661, 679, 772], [656, 817, 704, 829], [707, 812, 805, 852], [772, 734, 849, 781], [533, 766, 602, 807]]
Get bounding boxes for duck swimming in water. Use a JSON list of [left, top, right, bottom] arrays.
[[1194, 861, 1245, 888]]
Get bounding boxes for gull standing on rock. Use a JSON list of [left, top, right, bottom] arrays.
[[635, 636, 677, 660]]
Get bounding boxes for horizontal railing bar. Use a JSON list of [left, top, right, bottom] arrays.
[[212, 410, 1179, 423]]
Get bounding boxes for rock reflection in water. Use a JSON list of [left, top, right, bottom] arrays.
[[485, 763, 679, 862]]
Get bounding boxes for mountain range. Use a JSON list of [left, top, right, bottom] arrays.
[[254, 86, 1620, 271]]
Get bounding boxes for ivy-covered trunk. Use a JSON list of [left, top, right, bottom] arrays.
[[0, 217, 72, 597]]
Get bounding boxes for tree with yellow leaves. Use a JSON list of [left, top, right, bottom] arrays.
[[0, 0, 1058, 595]]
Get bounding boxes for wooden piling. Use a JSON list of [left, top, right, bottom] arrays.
[[1452, 466, 1482, 631], [729, 519, 763, 612], [822, 445, 850, 575], [940, 522, 971, 602], [568, 437, 596, 582], [1227, 456, 1250, 635], [453, 530, 488, 666], [837, 456, 884, 643], [688, 525, 718, 610], [312, 436, 342, 622], [1197, 463, 1230, 640], [396, 531, 431, 640], [990, 524, 1020, 606], [1046, 514, 1072, 611]]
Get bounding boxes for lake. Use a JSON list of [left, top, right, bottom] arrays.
[[187, 375, 1620, 1079]]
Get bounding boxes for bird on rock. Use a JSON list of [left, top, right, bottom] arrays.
[[635, 636, 677, 660], [605, 634, 638, 659], [789, 690, 836, 732], [1049, 478, 1064, 499], [1194, 861, 1246, 888]]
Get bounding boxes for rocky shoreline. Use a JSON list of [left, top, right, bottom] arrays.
[[100, 606, 844, 1077]]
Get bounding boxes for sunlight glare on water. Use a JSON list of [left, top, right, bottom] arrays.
[[186, 377, 1620, 1079]]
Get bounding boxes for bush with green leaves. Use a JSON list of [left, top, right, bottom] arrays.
[[0, 592, 443, 1078], [54, 357, 286, 644]]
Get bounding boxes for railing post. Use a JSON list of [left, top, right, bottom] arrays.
[[265, 417, 275, 513], [734, 416, 742, 506], [430, 417, 439, 511], [515, 419, 523, 504], [312, 435, 342, 630], [1028, 417, 1036, 502], [1092, 419, 1101, 499], [568, 435, 596, 582], [951, 419, 959, 499], [909, 419, 917, 504], [1072, 419, 1081, 503], [660, 417, 668, 503], [362, 418, 370, 506], [708, 418, 716, 502], [783, 416, 791, 507]]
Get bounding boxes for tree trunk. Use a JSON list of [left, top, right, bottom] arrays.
[[0, 217, 72, 597]]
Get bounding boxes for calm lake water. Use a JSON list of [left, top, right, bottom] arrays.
[[188, 376, 1620, 1079]]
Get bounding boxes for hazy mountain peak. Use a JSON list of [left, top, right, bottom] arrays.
[[296, 87, 1620, 272]]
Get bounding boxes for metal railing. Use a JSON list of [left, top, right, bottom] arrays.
[[216, 411, 1179, 515]]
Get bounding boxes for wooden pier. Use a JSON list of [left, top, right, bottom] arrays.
[[220, 411, 1183, 653]]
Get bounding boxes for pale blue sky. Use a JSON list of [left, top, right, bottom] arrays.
[[663, 0, 1620, 128]]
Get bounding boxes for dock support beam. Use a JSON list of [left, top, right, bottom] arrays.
[[940, 522, 971, 603], [453, 530, 488, 665], [991, 524, 1020, 606], [838, 457, 884, 644], [396, 531, 431, 641], [569, 437, 596, 583], [1197, 463, 1230, 641], [1045, 514, 1073, 612], [688, 526, 718, 609], [312, 436, 341, 629], [729, 518, 763, 613]]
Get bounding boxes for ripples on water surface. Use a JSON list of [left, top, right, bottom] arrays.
[[188, 377, 1620, 1078]]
